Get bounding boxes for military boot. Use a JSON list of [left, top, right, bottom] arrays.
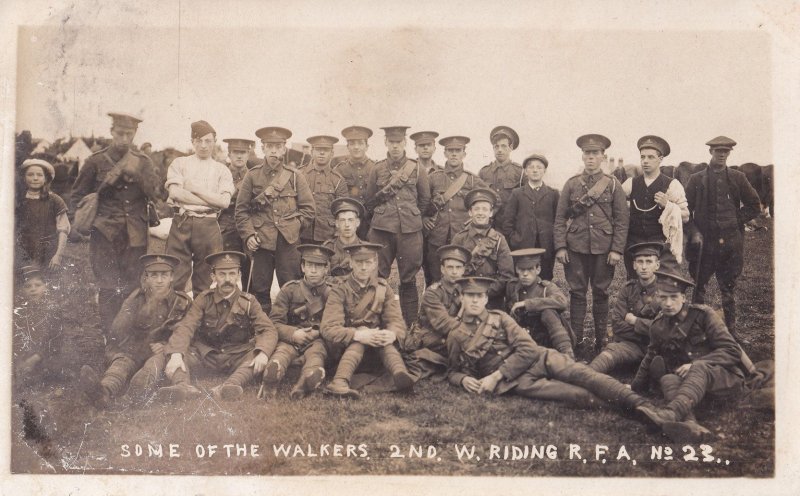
[[592, 298, 610, 355], [212, 384, 244, 402], [79, 365, 111, 408], [380, 345, 414, 392], [155, 383, 203, 403], [325, 343, 364, 399], [569, 296, 587, 344], [399, 282, 420, 328], [258, 360, 284, 399], [659, 374, 713, 443], [290, 367, 325, 400]]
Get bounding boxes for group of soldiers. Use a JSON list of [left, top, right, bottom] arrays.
[[14, 111, 767, 443]]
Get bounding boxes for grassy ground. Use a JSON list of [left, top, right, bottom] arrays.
[[10, 218, 774, 477]]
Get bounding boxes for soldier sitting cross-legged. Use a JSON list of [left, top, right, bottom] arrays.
[[261, 245, 335, 400]]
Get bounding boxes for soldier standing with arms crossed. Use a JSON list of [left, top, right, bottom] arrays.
[[365, 126, 431, 327], [553, 134, 629, 356]]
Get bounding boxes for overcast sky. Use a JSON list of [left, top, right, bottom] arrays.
[[15, 16, 772, 188]]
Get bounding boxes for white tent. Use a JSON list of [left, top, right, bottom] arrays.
[[63, 138, 93, 170], [30, 138, 51, 155]]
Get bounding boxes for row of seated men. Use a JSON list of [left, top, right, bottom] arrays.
[[13, 189, 759, 445]]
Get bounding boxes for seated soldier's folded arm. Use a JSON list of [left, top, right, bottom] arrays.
[[496, 313, 540, 382], [269, 289, 300, 343], [524, 282, 568, 313], [249, 297, 279, 357], [163, 298, 205, 357], [422, 288, 462, 337], [380, 286, 407, 343], [445, 332, 474, 388], [320, 286, 357, 346]]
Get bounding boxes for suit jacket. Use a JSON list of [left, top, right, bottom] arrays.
[[500, 183, 559, 251], [685, 166, 761, 237]]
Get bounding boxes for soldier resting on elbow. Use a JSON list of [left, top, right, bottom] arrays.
[[261, 245, 335, 400]]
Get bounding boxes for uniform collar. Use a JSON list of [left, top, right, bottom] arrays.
[[470, 224, 492, 235], [348, 273, 375, 290], [519, 277, 541, 290], [387, 153, 407, 167], [213, 286, 240, 304], [444, 162, 464, 174], [462, 309, 489, 324], [265, 160, 284, 172]]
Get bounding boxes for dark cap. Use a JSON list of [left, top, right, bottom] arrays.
[[510, 248, 546, 269], [341, 125, 373, 141], [307, 135, 339, 149], [637, 135, 671, 157], [344, 242, 383, 261], [256, 126, 292, 143], [577, 134, 611, 151], [205, 251, 246, 270], [191, 120, 216, 139], [107, 112, 142, 129], [19, 265, 44, 282], [436, 244, 471, 264], [655, 270, 695, 293], [456, 276, 495, 294], [705, 136, 737, 150], [438, 136, 470, 148], [140, 253, 180, 271], [21, 158, 55, 180], [464, 188, 498, 209], [490, 126, 520, 149], [380, 126, 411, 140], [409, 131, 439, 145], [223, 138, 255, 152], [330, 197, 365, 218], [298, 244, 335, 264], [522, 153, 549, 169], [627, 241, 664, 259]]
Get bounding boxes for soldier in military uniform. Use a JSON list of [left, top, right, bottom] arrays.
[[479, 125, 522, 234], [411, 130, 441, 286], [321, 243, 414, 398], [334, 126, 375, 239], [79, 254, 191, 407], [70, 112, 164, 332], [446, 276, 652, 411], [500, 153, 560, 281], [685, 136, 761, 337], [235, 126, 315, 313], [220, 138, 256, 286], [451, 188, 514, 310], [506, 248, 575, 359], [422, 136, 488, 284], [553, 134, 629, 355], [589, 242, 662, 374], [405, 245, 470, 379], [262, 245, 335, 400], [322, 197, 367, 279], [165, 120, 235, 294], [300, 135, 349, 245], [160, 251, 278, 401], [633, 270, 747, 442], [621, 135, 688, 279], [365, 126, 431, 326]]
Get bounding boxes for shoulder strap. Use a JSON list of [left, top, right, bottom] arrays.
[[397, 159, 418, 182], [440, 172, 470, 205], [586, 175, 612, 200], [370, 282, 388, 314]]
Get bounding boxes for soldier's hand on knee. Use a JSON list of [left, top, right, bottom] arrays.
[[676, 363, 692, 378], [250, 351, 270, 375], [165, 353, 186, 377], [607, 251, 622, 265], [556, 249, 569, 265], [462, 377, 481, 394], [377, 330, 397, 346], [293, 329, 313, 346], [354, 329, 382, 347], [624, 313, 638, 325]]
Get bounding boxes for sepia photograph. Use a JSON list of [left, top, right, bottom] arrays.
[[1, 0, 799, 494]]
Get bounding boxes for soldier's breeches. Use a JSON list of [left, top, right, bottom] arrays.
[[546, 351, 645, 410], [367, 229, 423, 283], [541, 309, 574, 354], [166, 215, 223, 294], [250, 235, 301, 313], [667, 361, 744, 419], [399, 282, 420, 328], [589, 341, 645, 374], [592, 297, 610, 346], [378, 344, 409, 375], [90, 232, 144, 331], [331, 342, 366, 384], [689, 229, 743, 333], [101, 356, 138, 397], [515, 372, 603, 409], [128, 353, 167, 397]]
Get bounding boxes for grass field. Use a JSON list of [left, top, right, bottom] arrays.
[[11, 218, 774, 477]]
